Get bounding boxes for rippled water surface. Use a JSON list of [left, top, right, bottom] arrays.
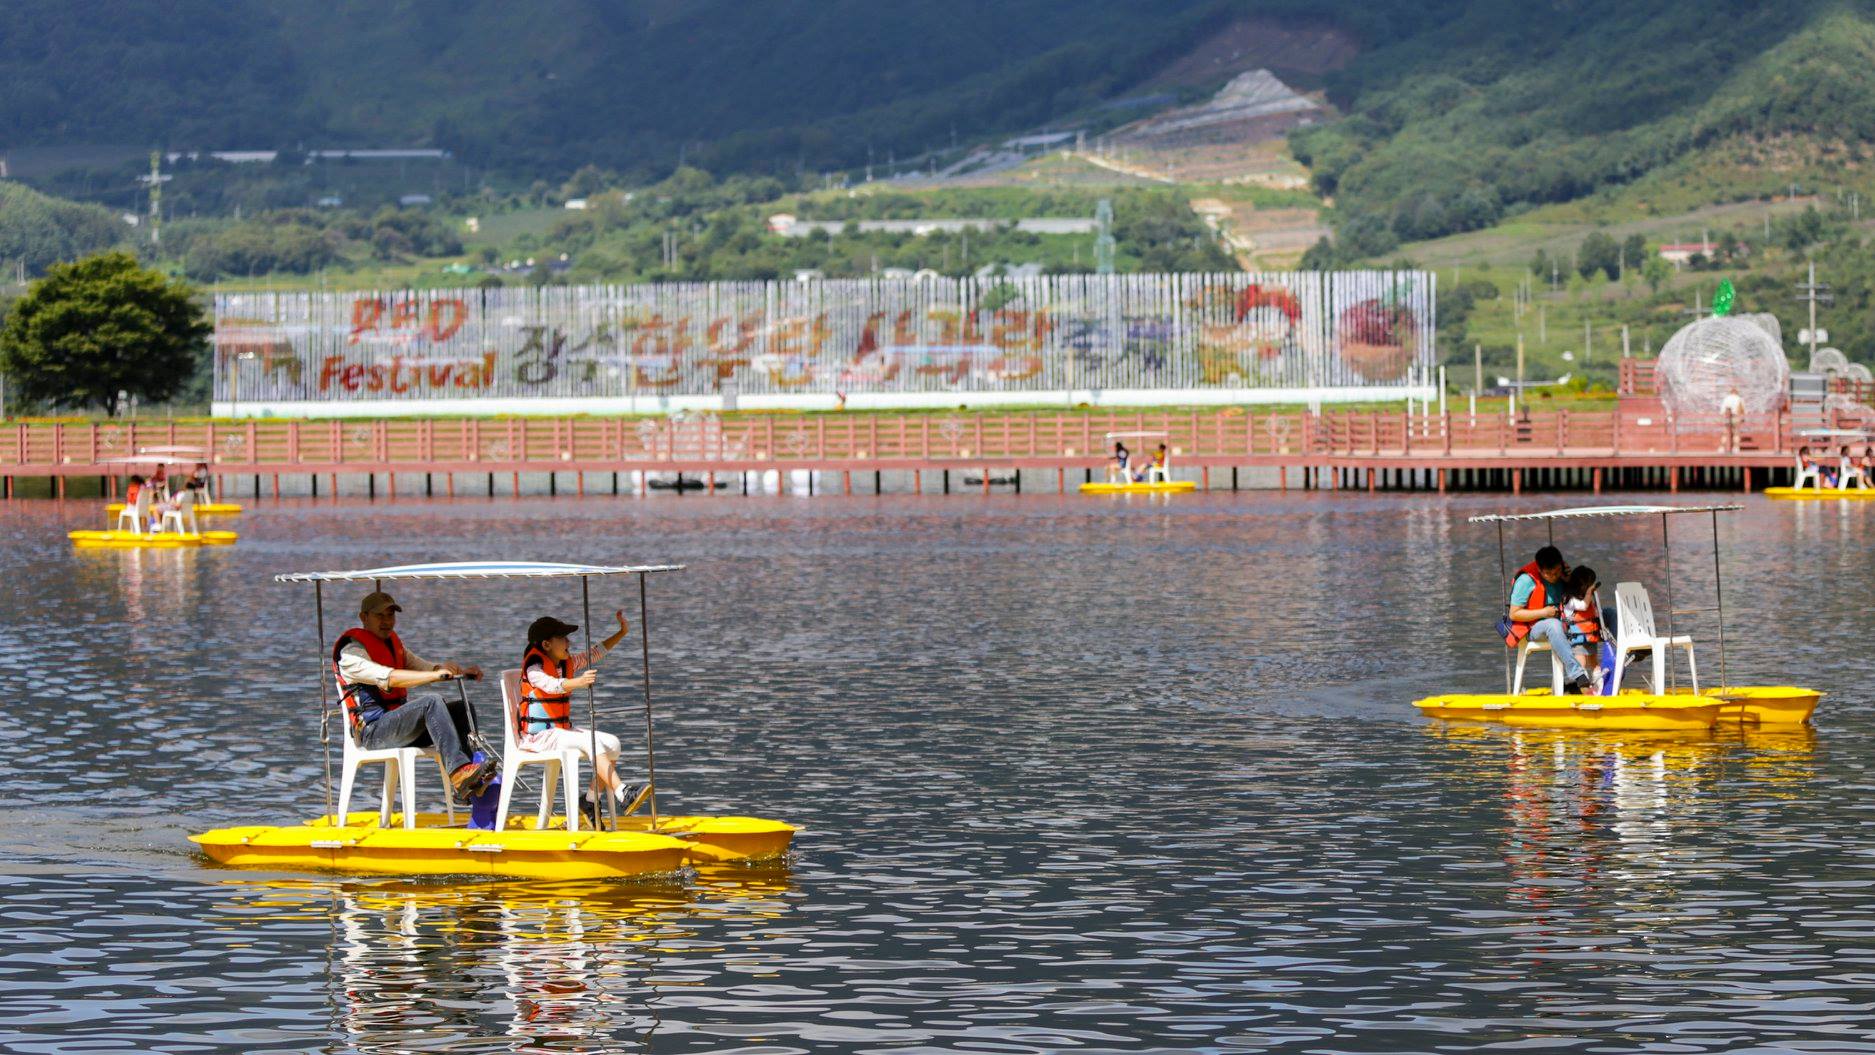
[[4, 491, 1874, 1054]]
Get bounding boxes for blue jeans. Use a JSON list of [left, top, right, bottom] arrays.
[[1527, 618, 1588, 682], [359, 693, 473, 773]]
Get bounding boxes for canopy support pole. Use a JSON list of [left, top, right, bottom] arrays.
[[1711, 508, 1727, 690], [315, 581, 333, 825], [1660, 512, 1678, 692], [1497, 521, 1511, 694], [582, 576, 609, 831], [638, 571, 660, 830]]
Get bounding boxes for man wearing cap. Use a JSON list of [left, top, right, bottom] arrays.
[[518, 610, 636, 827], [333, 590, 493, 795]]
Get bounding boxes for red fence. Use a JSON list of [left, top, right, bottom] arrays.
[[0, 406, 1808, 479]]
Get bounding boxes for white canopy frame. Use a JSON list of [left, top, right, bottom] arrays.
[[278, 560, 686, 831], [1474, 505, 1738, 694]]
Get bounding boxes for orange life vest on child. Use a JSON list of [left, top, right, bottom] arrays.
[[1503, 561, 1549, 646], [1568, 597, 1600, 643], [519, 645, 573, 734], [125, 481, 142, 505], [332, 628, 409, 728]]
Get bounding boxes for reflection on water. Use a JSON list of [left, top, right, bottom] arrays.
[[5, 493, 1875, 1052], [223, 868, 794, 1052]]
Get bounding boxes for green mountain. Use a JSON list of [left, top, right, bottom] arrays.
[[1295, 0, 1875, 254], [0, 0, 1271, 176]]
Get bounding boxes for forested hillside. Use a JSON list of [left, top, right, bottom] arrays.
[[1295, 0, 1875, 254], [1, 0, 1374, 177]]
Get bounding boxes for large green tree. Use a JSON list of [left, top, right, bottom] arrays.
[[0, 252, 209, 416]]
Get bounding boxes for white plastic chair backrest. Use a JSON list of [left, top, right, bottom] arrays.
[[132, 486, 151, 517], [499, 668, 524, 750], [1614, 582, 1657, 642]]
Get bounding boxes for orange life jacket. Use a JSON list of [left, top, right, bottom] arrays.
[[1503, 561, 1550, 646], [519, 644, 573, 734], [125, 481, 142, 505], [332, 628, 409, 728], [1568, 597, 1600, 643]]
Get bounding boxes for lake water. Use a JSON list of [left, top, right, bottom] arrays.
[[3, 492, 1873, 1054]]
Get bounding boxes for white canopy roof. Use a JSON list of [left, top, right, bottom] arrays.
[[276, 560, 684, 583], [1105, 430, 1168, 440], [1469, 504, 1740, 524], [138, 445, 208, 455], [1796, 429, 1874, 438]]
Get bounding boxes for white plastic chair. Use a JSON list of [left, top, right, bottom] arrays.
[[1512, 633, 1567, 695], [495, 668, 585, 832], [115, 488, 150, 534], [157, 490, 199, 535], [1793, 456, 1821, 490], [334, 704, 458, 830], [1143, 461, 1168, 484], [1610, 582, 1698, 694], [1839, 458, 1868, 490]]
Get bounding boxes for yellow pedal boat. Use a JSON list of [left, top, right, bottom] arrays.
[[107, 501, 243, 515], [1697, 685, 1821, 725], [69, 528, 238, 547], [190, 811, 795, 880], [1413, 691, 1724, 731], [1763, 487, 1875, 501], [1079, 480, 1197, 494]]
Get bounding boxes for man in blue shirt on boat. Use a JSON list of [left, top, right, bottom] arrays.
[[1504, 545, 1593, 694]]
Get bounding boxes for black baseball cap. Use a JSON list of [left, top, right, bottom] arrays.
[[527, 616, 579, 644]]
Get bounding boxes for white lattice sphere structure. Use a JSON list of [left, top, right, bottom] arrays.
[[1657, 316, 1790, 416]]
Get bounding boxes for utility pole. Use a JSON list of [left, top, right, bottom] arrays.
[[1584, 318, 1591, 364], [146, 150, 164, 246], [1094, 199, 1115, 275], [1796, 260, 1834, 364], [1474, 344, 1483, 395]]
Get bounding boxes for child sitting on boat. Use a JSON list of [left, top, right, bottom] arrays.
[[1134, 443, 1168, 483], [519, 611, 639, 827], [1561, 565, 1603, 693]]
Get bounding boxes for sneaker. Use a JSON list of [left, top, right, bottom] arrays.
[[1565, 675, 1591, 696], [620, 784, 652, 815], [452, 755, 498, 797], [579, 792, 602, 829]]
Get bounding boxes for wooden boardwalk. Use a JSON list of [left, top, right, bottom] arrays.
[[0, 404, 1818, 498]]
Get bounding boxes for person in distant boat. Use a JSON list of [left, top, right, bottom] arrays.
[[1107, 441, 1131, 483], [151, 478, 204, 532], [1560, 565, 1604, 693], [1503, 544, 1593, 694], [189, 462, 211, 497], [149, 462, 169, 499], [1135, 443, 1168, 483], [518, 612, 638, 827], [125, 474, 146, 506], [334, 591, 493, 796]]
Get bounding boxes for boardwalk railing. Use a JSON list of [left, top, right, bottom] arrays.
[[0, 407, 1810, 479]]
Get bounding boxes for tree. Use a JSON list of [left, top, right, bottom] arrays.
[[1578, 231, 1620, 281], [1641, 254, 1671, 294], [1621, 234, 1647, 271], [0, 252, 209, 416]]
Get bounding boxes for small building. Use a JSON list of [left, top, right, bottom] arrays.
[[1658, 241, 1714, 265], [767, 213, 798, 234], [398, 194, 433, 207], [793, 268, 823, 282], [564, 199, 588, 210], [316, 195, 344, 208]]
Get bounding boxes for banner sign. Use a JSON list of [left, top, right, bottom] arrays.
[[213, 272, 1435, 404]]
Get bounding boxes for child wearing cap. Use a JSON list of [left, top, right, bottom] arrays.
[[519, 610, 636, 827]]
